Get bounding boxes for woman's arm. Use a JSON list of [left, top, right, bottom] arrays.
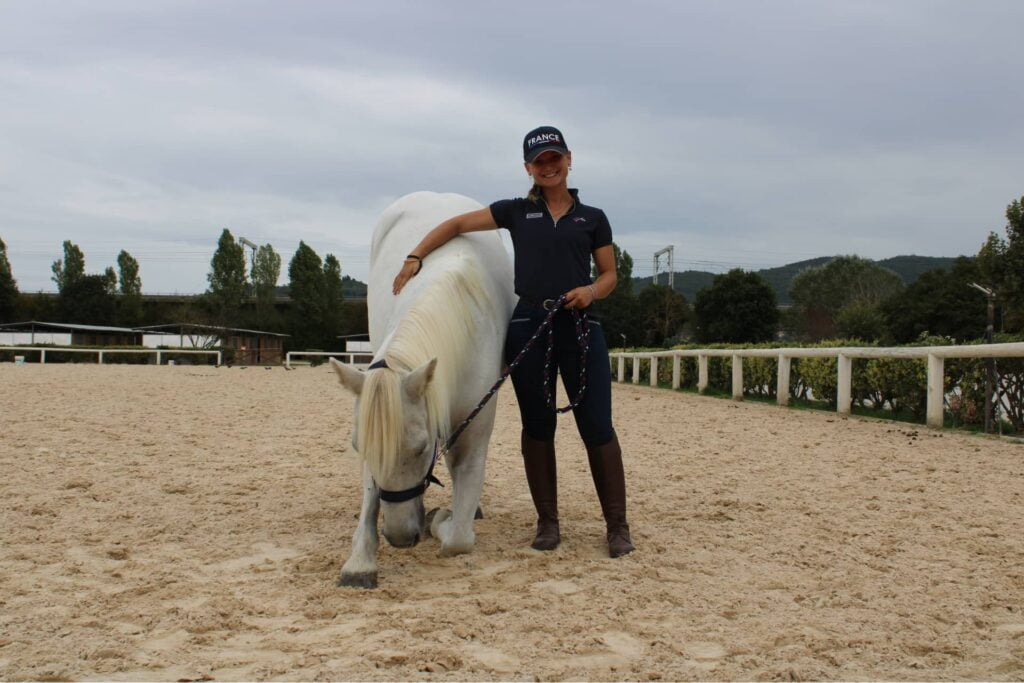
[[564, 244, 617, 309], [392, 207, 498, 294]]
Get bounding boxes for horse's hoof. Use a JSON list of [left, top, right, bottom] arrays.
[[474, 506, 484, 520], [337, 571, 378, 589], [439, 540, 473, 558], [424, 507, 439, 537], [429, 508, 453, 540]]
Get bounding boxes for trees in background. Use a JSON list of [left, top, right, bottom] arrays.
[[116, 250, 143, 326], [693, 269, 778, 343], [636, 284, 689, 347], [881, 258, 987, 343], [0, 237, 18, 323], [206, 228, 247, 326], [789, 255, 904, 341], [288, 241, 328, 350], [976, 195, 1024, 331], [322, 253, 345, 343], [592, 243, 644, 348], [251, 243, 282, 330], [51, 240, 85, 292], [59, 273, 117, 325]]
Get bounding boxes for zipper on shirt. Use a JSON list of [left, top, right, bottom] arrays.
[[541, 197, 577, 229]]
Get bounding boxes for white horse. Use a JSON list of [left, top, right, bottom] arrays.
[[330, 191, 515, 589]]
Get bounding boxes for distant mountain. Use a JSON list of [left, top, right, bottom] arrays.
[[635, 254, 962, 305]]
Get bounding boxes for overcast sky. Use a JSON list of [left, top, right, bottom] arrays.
[[2, 0, 1022, 293]]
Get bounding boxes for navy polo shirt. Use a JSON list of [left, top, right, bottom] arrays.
[[489, 189, 613, 300]]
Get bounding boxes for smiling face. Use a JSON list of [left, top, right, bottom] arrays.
[[525, 149, 572, 190]]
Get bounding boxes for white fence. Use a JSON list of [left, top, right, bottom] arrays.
[[609, 342, 1024, 429], [1, 346, 221, 366], [285, 351, 373, 369]]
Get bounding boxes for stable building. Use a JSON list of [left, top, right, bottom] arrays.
[[136, 324, 289, 365], [0, 321, 143, 347]]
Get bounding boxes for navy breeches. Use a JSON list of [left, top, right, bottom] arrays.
[[504, 300, 615, 448]]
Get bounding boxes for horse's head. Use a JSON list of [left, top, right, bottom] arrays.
[[331, 356, 437, 548]]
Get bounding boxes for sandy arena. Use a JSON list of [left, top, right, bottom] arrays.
[[1, 364, 1023, 681]]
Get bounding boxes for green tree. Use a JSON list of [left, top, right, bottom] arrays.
[[0, 237, 19, 323], [51, 240, 85, 292], [694, 269, 779, 343], [251, 243, 282, 329], [974, 194, 1024, 331], [206, 229, 247, 327], [322, 253, 344, 346], [591, 242, 641, 348], [789, 255, 904, 340], [59, 274, 117, 325], [636, 284, 689, 347], [880, 258, 987, 343], [288, 241, 326, 350], [116, 250, 141, 296], [116, 250, 143, 326]]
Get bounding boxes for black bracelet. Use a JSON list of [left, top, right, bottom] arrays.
[[404, 254, 423, 275]]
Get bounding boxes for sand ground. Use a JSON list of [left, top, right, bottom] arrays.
[[1, 364, 1023, 682]]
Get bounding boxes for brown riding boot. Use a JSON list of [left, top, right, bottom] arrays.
[[521, 431, 560, 551], [586, 433, 635, 558]]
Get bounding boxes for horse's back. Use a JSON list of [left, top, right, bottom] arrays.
[[368, 192, 514, 348]]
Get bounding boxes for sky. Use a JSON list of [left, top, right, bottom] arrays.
[[1, 0, 1022, 293]]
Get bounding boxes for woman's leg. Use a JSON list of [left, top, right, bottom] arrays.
[[556, 315, 634, 557], [506, 307, 560, 550]]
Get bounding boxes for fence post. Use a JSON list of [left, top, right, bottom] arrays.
[[156, 351, 162, 365], [650, 356, 658, 387], [41, 349, 46, 364], [731, 355, 743, 400], [927, 353, 944, 429], [672, 355, 681, 390], [632, 356, 640, 384], [698, 354, 708, 394], [98, 351, 104, 364], [617, 356, 625, 383], [216, 351, 222, 366], [777, 354, 791, 406], [837, 353, 852, 416]]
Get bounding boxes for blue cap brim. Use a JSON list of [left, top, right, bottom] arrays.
[[525, 145, 569, 163]]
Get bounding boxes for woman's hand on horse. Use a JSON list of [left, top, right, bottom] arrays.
[[563, 286, 595, 309], [392, 259, 421, 295]]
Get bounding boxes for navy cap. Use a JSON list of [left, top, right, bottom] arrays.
[[523, 126, 569, 163]]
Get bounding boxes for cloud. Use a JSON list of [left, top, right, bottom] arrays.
[[1, 0, 1022, 292]]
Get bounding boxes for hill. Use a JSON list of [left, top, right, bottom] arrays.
[[634, 254, 961, 305]]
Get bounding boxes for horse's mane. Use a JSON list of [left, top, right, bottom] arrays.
[[356, 256, 491, 479]]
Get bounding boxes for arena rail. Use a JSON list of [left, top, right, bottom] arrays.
[[608, 342, 1024, 429], [285, 351, 373, 370], [1, 346, 221, 365]]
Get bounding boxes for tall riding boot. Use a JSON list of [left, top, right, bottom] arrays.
[[586, 433, 635, 558], [521, 431, 560, 550]]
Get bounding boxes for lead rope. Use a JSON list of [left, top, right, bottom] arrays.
[[439, 295, 589, 461]]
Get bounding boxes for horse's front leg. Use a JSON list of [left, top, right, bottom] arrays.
[[437, 429, 490, 558], [338, 461, 380, 588]]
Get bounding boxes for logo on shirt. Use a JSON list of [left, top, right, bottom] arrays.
[[526, 212, 544, 219], [573, 217, 587, 223]]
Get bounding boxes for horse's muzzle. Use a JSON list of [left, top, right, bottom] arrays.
[[384, 531, 420, 548]]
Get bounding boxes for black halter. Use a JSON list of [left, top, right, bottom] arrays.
[[365, 357, 445, 503]]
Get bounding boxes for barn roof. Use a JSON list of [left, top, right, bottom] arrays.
[[0, 320, 141, 334], [136, 323, 290, 337]]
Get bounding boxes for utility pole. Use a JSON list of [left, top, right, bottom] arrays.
[[653, 246, 674, 288], [238, 237, 258, 273], [969, 282, 996, 433]]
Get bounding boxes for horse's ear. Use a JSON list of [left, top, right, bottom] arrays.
[[403, 357, 437, 401], [330, 358, 365, 395]]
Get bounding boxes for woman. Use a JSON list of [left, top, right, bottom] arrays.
[[392, 125, 634, 558]]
